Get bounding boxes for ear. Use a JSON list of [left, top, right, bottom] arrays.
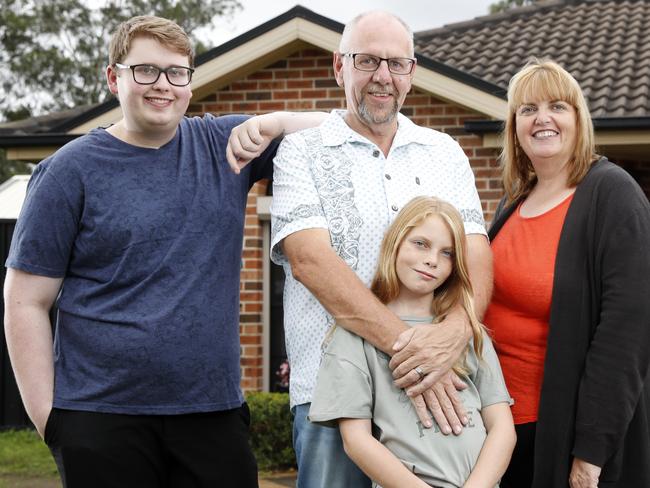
[[333, 52, 345, 88], [106, 64, 119, 95]]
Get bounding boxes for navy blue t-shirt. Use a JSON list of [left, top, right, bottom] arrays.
[[6, 114, 277, 414]]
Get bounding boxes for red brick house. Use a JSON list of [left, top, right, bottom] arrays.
[[1, 1, 649, 394]]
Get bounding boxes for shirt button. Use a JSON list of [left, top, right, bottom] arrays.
[[391, 205, 398, 212], [415, 177, 421, 185], [372, 149, 380, 157], [385, 174, 391, 180]]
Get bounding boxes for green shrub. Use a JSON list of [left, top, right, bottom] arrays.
[[246, 392, 296, 471]]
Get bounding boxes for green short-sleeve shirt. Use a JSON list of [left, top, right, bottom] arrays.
[[309, 317, 512, 488]]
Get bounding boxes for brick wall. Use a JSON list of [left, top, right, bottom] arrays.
[[186, 47, 503, 391], [238, 182, 267, 390]]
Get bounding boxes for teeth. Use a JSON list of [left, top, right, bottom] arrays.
[[534, 130, 558, 138]]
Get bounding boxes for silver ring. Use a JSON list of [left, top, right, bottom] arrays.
[[414, 366, 425, 380]]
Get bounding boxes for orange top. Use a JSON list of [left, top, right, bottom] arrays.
[[484, 194, 573, 424]]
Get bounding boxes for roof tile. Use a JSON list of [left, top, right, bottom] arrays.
[[415, 0, 650, 119]]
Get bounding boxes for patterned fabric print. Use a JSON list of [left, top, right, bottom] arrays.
[[271, 110, 487, 408], [304, 129, 363, 270], [461, 208, 486, 229], [273, 204, 324, 238]]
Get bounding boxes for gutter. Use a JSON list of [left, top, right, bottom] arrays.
[[0, 133, 80, 148], [465, 117, 650, 134]]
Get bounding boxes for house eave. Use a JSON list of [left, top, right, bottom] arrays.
[[465, 117, 650, 134]]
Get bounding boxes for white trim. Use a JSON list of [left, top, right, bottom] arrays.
[[482, 130, 650, 149], [257, 196, 273, 392], [257, 195, 272, 221], [0, 175, 30, 220], [414, 70, 507, 119], [6, 147, 58, 160], [69, 17, 506, 134], [69, 18, 341, 134], [262, 220, 271, 392], [595, 130, 650, 146]]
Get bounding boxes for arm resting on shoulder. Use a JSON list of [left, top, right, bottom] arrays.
[[3, 268, 62, 438], [339, 418, 430, 488], [283, 228, 408, 352], [463, 402, 516, 488], [284, 229, 467, 432], [227, 111, 328, 172]]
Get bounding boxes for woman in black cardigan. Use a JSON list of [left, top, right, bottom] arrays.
[[484, 58, 650, 488]]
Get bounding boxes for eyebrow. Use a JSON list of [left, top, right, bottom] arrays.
[[520, 99, 567, 105], [409, 235, 430, 242]]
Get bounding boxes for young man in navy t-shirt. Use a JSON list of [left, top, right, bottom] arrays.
[[4, 15, 321, 487]]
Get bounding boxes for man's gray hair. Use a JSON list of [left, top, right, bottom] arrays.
[[338, 11, 414, 56]]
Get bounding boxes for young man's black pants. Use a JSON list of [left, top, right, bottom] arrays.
[[44, 404, 258, 487]]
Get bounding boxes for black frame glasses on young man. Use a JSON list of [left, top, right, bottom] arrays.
[[343, 53, 416, 75], [114, 63, 195, 87]]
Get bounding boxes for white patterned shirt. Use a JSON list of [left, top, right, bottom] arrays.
[[271, 110, 486, 407]]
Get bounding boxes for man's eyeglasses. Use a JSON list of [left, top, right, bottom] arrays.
[[343, 53, 416, 75], [114, 63, 195, 87]]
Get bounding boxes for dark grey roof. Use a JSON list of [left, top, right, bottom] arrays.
[[415, 0, 650, 118], [0, 103, 102, 135], [3, 1, 650, 148]]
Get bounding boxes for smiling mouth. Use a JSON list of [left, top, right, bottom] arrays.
[[415, 269, 436, 279], [366, 86, 394, 99], [533, 130, 559, 138], [145, 96, 174, 106]]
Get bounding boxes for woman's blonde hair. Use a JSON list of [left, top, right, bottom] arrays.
[[109, 16, 194, 67], [501, 58, 598, 204], [371, 196, 484, 373]]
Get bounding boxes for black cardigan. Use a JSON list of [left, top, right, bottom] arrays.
[[489, 158, 650, 487]]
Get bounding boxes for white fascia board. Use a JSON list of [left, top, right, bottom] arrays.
[[483, 130, 650, 149], [595, 130, 650, 146], [413, 69, 507, 120], [69, 18, 338, 135], [68, 17, 506, 134], [6, 147, 58, 160], [0, 175, 30, 219]]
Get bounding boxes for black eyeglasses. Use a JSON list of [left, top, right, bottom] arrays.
[[114, 63, 195, 87], [343, 53, 416, 75]]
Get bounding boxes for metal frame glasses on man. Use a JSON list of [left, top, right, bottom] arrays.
[[343, 53, 416, 75]]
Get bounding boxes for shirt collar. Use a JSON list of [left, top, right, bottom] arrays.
[[320, 109, 440, 148]]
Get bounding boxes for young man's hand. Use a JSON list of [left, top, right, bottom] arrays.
[[226, 114, 281, 174], [226, 111, 328, 174]]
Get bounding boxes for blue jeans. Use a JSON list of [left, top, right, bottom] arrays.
[[293, 403, 371, 488]]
